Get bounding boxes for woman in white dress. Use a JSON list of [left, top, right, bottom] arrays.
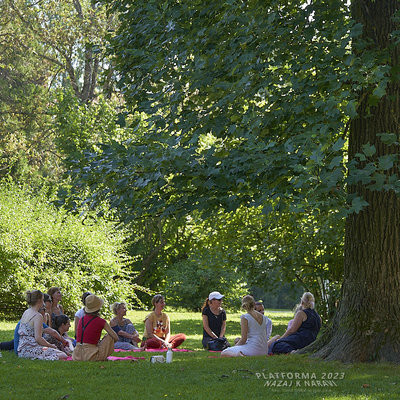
[[221, 295, 269, 357], [18, 290, 68, 360]]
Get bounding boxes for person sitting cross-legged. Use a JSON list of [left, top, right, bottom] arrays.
[[0, 302, 70, 354], [142, 295, 186, 349], [221, 295, 269, 357], [72, 294, 118, 361], [17, 290, 68, 360], [201, 291, 228, 349], [45, 314, 75, 355], [109, 302, 140, 350]]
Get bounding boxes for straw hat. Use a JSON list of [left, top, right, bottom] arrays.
[[84, 294, 104, 313]]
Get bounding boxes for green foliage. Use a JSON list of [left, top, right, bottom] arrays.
[[0, 0, 122, 187], [95, 0, 355, 215], [164, 256, 248, 311], [0, 3, 57, 184], [258, 208, 344, 320], [82, 0, 398, 223], [251, 283, 304, 310], [0, 182, 144, 319], [161, 205, 343, 318], [57, 0, 360, 318], [53, 89, 129, 161]]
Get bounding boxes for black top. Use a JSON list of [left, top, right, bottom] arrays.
[[297, 308, 321, 339], [202, 306, 226, 340]]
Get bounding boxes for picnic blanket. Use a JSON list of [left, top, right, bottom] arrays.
[[64, 355, 146, 361], [107, 356, 146, 361], [113, 348, 194, 353]]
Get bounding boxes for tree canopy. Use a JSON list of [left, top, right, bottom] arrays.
[[68, 0, 400, 361]]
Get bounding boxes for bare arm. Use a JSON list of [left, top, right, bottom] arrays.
[[235, 316, 248, 346], [202, 315, 218, 338], [279, 311, 305, 340], [33, 315, 56, 348], [164, 315, 170, 343], [103, 322, 119, 341], [43, 313, 51, 327], [43, 327, 69, 347], [110, 319, 139, 341], [219, 319, 226, 338], [144, 317, 170, 348], [74, 316, 80, 334]]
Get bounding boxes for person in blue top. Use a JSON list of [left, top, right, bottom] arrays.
[[270, 292, 322, 354]]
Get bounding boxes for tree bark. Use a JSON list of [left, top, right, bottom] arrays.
[[308, 0, 400, 362]]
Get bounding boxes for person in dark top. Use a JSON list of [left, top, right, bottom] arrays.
[[270, 292, 322, 354], [201, 291, 227, 348]]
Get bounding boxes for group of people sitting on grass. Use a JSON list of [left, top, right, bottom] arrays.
[[0, 287, 321, 361], [0, 288, 187, 361], [202, 291, 321, 357]]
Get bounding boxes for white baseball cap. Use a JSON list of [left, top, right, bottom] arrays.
[[208, 291, 224, 300]]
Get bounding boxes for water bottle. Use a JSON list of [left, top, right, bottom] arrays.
[[166, 348, 173, 363]]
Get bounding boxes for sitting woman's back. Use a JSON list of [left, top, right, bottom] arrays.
[[18, 290, 67, 360], [221, 295, 268, 357], [270, 292, 321, 354]]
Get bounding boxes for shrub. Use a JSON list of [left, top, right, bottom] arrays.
[[0, 182, 141, 319], [164, 253, 248, 311]]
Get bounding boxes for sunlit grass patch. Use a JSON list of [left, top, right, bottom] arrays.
[[1, 310, 400, 399]]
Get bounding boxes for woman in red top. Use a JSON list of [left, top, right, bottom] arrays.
[[72, 294, 118, 361]]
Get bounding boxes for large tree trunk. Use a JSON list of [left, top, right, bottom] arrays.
[[308, 0, 400, 362]]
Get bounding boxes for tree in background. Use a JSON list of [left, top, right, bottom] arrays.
[[0, 5, 55, 182], [0, 0, 119, 184], [76, 0, 400, 361], [3, 0, 115, 103], [310, 0, 400, 362]]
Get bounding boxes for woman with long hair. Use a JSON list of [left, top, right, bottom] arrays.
[[47, 314, 75, 354], [47, 287, 64, 322]]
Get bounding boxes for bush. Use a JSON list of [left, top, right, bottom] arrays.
[[164, 253, 248, 311], [0, 182, 141, 319]]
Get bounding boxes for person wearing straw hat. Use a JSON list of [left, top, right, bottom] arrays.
[[72, 294, 118, 361]]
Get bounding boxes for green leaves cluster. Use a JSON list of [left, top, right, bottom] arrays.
[[53, 89, 129, 162], [80, 0, 370, 220], [76, 0, 398, 222], [0, 182, 144, 319]]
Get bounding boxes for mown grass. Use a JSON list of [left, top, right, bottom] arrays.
[[0, 309, 399, 400]]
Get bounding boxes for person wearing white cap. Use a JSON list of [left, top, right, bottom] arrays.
[[201, 291, 227, 348], [72, 294, 118, 361]]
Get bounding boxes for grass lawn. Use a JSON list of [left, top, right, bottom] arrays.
[[0, 309, 399, 399]]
